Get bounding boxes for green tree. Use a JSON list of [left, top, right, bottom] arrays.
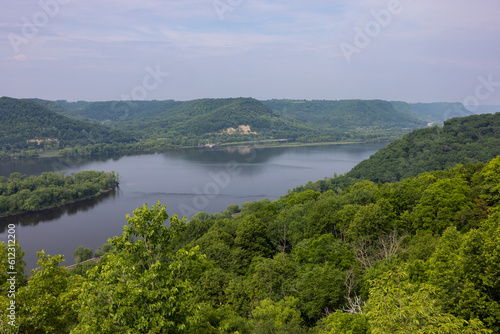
[[15, 251, 81, 333], [403, 178, 474, 233], [295, 265, 346, 324], [474, 155, 500, 206], [347, 199, 395, 242], [250, 297, 305, 334], [365, 268, 490, 334], [234, 214, 275, 269], [73, 201, 208, 333], [73, 246, 93, 264], [427, 215, 500, 331], [318, 310, 370, 334]]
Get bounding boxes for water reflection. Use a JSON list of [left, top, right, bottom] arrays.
[[0, 189, 117, 233]]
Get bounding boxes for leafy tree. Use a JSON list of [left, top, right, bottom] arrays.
[[404, 178, 474, 233], [474, 155, 500, 206], [295, 264, 346, 324], [347, 198, 396, 242], [250, 297, 305, 334], [0, 240, 27, 296], [73, 201, 208, 333], [365, 268, 490, 334], [318, 310, 370, 334], [234, 214, 275, 268], [294, 234, 353, 270], [427, 215, 500, 331], [73, 246, 93, 264], [16, 251, 81, 333]]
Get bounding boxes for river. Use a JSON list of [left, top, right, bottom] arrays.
[[0, 143, 385, 271]]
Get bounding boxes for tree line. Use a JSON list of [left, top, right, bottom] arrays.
[[0, 170, 119, 216]]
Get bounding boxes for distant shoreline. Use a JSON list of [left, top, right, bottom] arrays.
[[2, 139, 393, 161]]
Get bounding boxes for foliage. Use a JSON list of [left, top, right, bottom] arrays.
[[16, 251, 81, 333], [0, 97, 134, 156], [0, 170, 119, 215], [347, 112, 500, 183], [73, 201, 208, 333], [250, 297, 305, 333], [6, 96, 448, 159], [318, 310, 370, 334], [72, 246, 93, 264], [365, 268, 490, 334], [4, 154, 500, 332]]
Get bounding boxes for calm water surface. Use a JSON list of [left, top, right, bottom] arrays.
[[0, 144, 385, 271]]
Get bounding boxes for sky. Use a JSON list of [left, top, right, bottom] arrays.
[[1, 0, 500, 107]]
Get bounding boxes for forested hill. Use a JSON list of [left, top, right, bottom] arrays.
[[391, 101, 474, 123], [0, 97, 134, 151], [47, 98, 432, 143], [125, 97, 314, 138], [347, 112, 500, 182], [262, 99, 427, 130], [7, 97, 476, 157], [40, 98, 314, 140]]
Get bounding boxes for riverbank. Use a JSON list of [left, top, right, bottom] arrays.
[[0, 137, 396, 161], [0, 186, 117, 219]]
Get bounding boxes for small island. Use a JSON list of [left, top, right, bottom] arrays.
[[0, 170, 119, 216]]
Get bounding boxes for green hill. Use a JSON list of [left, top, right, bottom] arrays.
[[347, 112, 500, 182], [55, 100, 174, 123], [28, 98, 90, 122], [146, 98, 316, 138], [50, 98, 320, 143], [262, 99, 428, 130], [391, 101, 474, 123], [50, 98, 434, 144], [0, 97, 134, 152], [291, 112, 500, 195], [8, 97, 462, 157]]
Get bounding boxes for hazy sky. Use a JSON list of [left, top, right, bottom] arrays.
[[1, 0, 499, 106]]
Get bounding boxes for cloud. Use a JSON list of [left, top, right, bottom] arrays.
[[12, 54, 27, 61], [0, 0, 499, 103]]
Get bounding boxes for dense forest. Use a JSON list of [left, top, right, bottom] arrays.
[[3, 96, 451, 159], [48, 97, 423, 146], [2, 96, 479, 160], [1, 153, 499, 332], [262, 99, 428, 130], [0, 97, 135, 158], [0, 170, 119, 216], [348, 112, 500, 182], [291, 112, 500, 195], [390, 101, 474, 123]]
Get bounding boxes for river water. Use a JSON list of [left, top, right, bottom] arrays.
[[0, 143, 385, 271]]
